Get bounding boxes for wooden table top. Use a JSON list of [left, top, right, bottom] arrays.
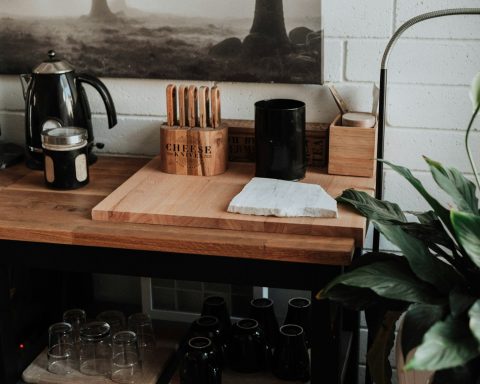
[[0, 156, 375, 266]]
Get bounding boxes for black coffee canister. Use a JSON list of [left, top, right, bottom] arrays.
[[255, 99, 306, 181], [41, 127, 89, 190]]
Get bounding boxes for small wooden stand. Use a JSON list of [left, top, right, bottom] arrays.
[[328, 114, 377, 178], [160, 124, 228, 176]]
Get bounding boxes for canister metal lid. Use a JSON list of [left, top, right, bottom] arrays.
[[33, 50, 75, 74], [41, 127, 88, 146]]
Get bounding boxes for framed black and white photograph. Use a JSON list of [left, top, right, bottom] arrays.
[[0, 0, 323, 84]]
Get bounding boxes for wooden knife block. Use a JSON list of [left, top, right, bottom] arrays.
[[160, 124, 228, 176]]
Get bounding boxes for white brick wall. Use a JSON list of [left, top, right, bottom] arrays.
[[0, 1, 479, 383]]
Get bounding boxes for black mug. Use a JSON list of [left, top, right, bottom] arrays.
[[273, 324, 310, 382], [189, 316, 227, 366], [284, 297, 311, 348], [255, 99, 306, 181], [180, 337, 222, 384], [228, 318, 267, 373], [201, 296, 231, 337], [249, 298, 279, 350]]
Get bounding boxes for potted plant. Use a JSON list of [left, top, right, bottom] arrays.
[[318, 73, 480, 384]]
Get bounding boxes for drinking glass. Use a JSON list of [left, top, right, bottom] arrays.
[[128, 312, 156, 366], [111, 331, 142, 384], [284, 297, 311, 347], [47, 322, 75, 375], [62, 308, 86, 369], [97, 310, 126, 336], [273, 324, 310, 382], [79, 321, 112, 376]]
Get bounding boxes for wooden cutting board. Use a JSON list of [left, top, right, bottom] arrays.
[[92, 156, 375, 246]]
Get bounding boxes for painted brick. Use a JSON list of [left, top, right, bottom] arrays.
[[346, 40, 480, 85], [385, 127, 480, 173], [396, 0, 480, 39], [324, 0, 393, 38], [388, 84, 477, 130], [324, 39, 343, 83]]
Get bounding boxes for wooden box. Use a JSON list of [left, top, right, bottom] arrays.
[[160, 124, 228, 176], [225, 119, 329, 168], [328, 114, 377, 178]]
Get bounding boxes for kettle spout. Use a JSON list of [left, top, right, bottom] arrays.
[[20, 74, 32, 100]]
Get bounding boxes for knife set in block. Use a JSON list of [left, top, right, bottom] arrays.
[[160, 84, 228, 176]]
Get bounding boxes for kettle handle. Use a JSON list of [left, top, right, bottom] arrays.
[[76, 73, 117, 129]]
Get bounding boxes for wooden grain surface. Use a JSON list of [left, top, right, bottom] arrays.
[[22, 346, 173, 384], [0, 156, 373, 265], [92, 156, 373, 246]]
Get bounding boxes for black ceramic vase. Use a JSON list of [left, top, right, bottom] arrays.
[[189, 316, 227, 366], [284, 297, 311, 347], [249, 298, 279, 352], [201, 296, 232, 338], [228, 319, 267, 373], [273, 324, 310, 382], [180, 337, 222, 384]]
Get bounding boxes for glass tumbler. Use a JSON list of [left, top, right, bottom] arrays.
[[47, 322, 75, 375], [97, 310, 126, 335], [284, 297, 311, 347], [111, 331, 142, 384], [79, 321, 112, 376], [128, 312, 156, 366], [63, 308, 87, 342]]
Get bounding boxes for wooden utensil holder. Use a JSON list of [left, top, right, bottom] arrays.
[[160, 124, 228, 176], [328, 114, 377, 178]]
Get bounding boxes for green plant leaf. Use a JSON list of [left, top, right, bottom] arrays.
[[424, 157, 478, 214], [367, 311, 402, 384], [406, 316, 479, 371], [382, 160, 453, 232], [401, 304, 446, 361], [400, 221, 456, 251], [470, 72, 480, 111], [373, 221, 461, 293], [336, 189, 406, 223], [409, 210, 438, 224], [468, 300, 480, 344], [451, 210, 480, 269], [449, 288, 477, 318], [317, 284, 380, 311], [320, 259, 443, 304]]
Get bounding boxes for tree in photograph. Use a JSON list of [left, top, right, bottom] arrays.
[[90, 0, 116, 20], [242, 0, 291, 56]]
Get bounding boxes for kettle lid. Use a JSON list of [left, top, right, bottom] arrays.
[[33, 50, 74, 74]]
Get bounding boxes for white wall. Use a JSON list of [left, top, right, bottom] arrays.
[[1, 1, 479, 383]]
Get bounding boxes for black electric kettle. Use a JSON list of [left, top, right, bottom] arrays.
[[20, 50, 117, 169]]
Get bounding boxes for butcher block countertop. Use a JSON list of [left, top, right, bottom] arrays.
[[0, 156, 375, 266]]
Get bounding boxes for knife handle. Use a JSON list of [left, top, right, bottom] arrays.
[[198, 86, 210, 129], [211, 86, 221, 129], [166, 84, 177, 126], [188, 85, 198, 128], [178, 85, 188, 127]]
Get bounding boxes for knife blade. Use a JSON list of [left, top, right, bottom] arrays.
[[198, 86, 210, 129], [178, 85, 188, 127], [211, 86, 221, 129], [166, 84, 177, 126], [188, 85, 198, 128]]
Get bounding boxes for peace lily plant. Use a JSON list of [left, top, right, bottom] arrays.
[[318, 73, 480, 384]]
